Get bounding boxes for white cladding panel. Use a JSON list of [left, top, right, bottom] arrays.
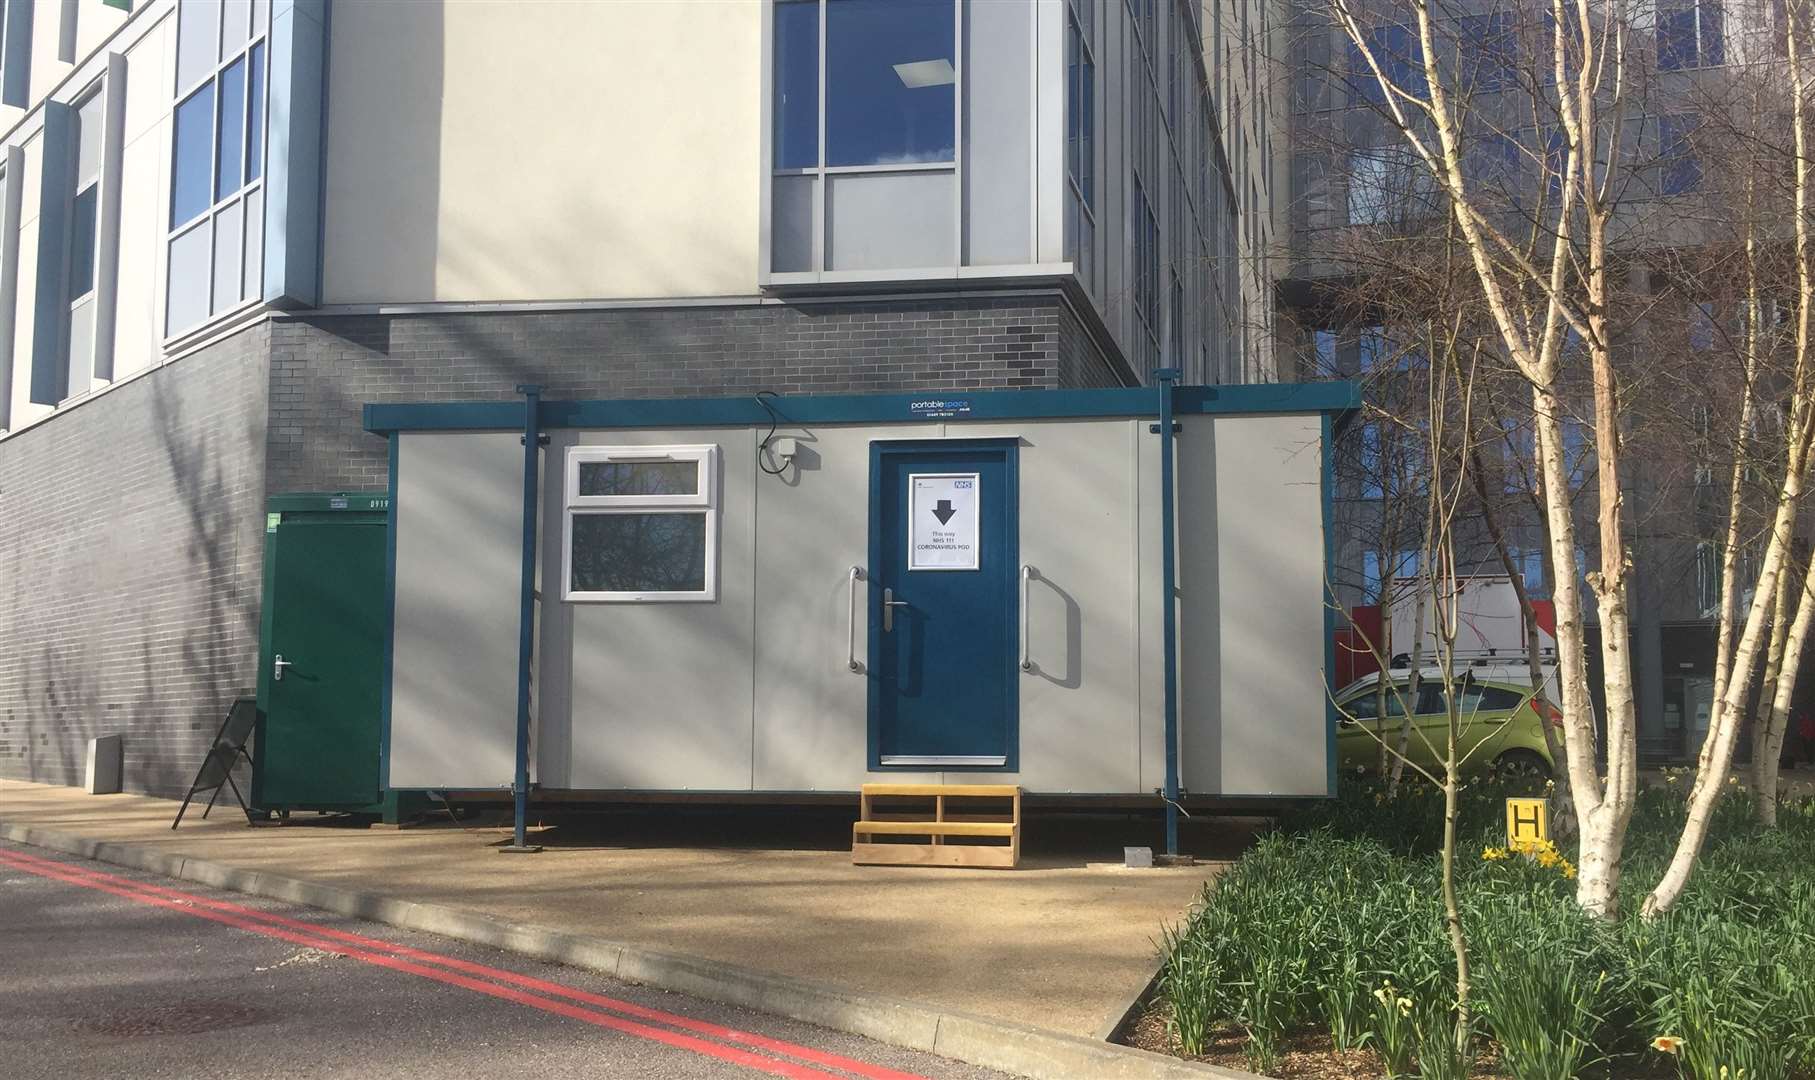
[[7, 134, 43, 430], [537, 427, 758, 791], [1178, 413, 1329, 796], [746, 422, 938, 790], [322, 0, 761, 304], [396, 412, 1332, 796], [389, 432, 522, 790], [111, 14, 174, 381]]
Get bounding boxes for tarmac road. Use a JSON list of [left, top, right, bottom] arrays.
[[0, 839, 1017, 1080]]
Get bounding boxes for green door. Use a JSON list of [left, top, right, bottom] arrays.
[[256, 514, 387, 808]]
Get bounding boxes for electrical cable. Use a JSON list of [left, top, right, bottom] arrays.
[[755, 390, 790, 476]]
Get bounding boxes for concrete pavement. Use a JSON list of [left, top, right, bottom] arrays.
[[0, 839, 1011, 1080], [0, 780, 1259, 1079]]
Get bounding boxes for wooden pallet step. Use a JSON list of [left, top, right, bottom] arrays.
[[853, 820, 1017, 838], [852, 842, 1017, 868]]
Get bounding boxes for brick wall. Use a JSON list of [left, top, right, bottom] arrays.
[[268, 291, 1127, 491], [0, 325, 270, 796]]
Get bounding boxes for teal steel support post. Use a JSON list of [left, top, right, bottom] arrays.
[[1155, 368, 1182, 857], [503, 384, 543, 854]]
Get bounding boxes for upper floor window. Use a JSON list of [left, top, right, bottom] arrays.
[[167, 0, 268, 336], [1066, 0, 1096, 288], [1659, 1, 1723, 70], [1459, 12, 1517, 94], [772, 0, 956, 170], [65, 87, 106, 376], [1660, 113, 1701, 195], [1347, 24, 1425, 106], [1131, 176, 1159, 377]]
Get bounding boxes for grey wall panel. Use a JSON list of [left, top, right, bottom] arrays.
[[826, 172, 955, 272], [945, 419, 1142, 792], [771, 174, 815, 274], [389, 410, 1329, 797], [1136, 413, 1167, 793], [559, 428, 757, 791], [750, 423, 938, 792], [1177, 414, 1221, 791], [1205, 414, 1327, 796], [388, 432, 522, 790], [962, 0, 1034, 266]]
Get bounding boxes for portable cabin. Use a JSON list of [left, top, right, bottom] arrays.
[[359, 384, 1356, 801]]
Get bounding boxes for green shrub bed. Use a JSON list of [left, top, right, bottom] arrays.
[[1153, 775, 1815, 1079]]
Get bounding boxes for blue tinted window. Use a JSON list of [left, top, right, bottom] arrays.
[[1067, 13, 1094, 205], [773, 1, 818, 168], [1347, 24, 1424, 105], [1702, 3, 1724, 65], [172, 85, 215, 227], [68, 185, 98, 299], [825, 0, 955, 167], [1661, 114, 1700, 195], [246, 42, 265, 181], [1658, 5, 1696, 69], [1461, 13, 1515, 93], [1314, 329, 1337, 373], [216, 57, 245, 199]]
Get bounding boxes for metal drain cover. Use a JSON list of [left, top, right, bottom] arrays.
[[71, 1000, 271, 1038]]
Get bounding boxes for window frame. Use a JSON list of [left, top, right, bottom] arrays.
[[562, 444, 721, 603], [165, 0, 269, 341], [766, 0, 963, 279]]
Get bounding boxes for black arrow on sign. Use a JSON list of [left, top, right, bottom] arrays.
[[932, 499, 957, 525]]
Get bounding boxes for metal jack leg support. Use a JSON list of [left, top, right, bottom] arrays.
[[502, 383, 544, 855], [1155, 368, 1182, 859]]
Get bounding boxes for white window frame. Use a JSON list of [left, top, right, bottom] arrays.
[[562, 444, 720, 603]]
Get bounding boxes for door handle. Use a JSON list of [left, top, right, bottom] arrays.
[[882, 587, 910, 633], [273, 654, 293, 682], [1020, 565, 1036, 671], [847, 566, 866, 672]]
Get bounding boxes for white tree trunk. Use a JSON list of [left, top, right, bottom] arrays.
[[1644, 460, 1807, 915], [1755, 569, 1815, 826]]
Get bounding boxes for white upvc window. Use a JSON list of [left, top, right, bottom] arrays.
[[563, 444, 720, 603]]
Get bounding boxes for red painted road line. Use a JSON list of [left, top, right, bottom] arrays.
[[0, 846, 927, 1080], [0, 850, 873, 1080]]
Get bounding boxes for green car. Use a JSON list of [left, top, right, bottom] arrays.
[[1334, 666, 1559, 777]]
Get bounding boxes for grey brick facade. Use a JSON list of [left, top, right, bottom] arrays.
[[0, 324, 269, 796], [268, 290, 1124, 492], [2, 289, 1126, 796]]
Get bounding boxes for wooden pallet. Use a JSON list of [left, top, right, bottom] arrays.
[[852, 784, 1021, 869]]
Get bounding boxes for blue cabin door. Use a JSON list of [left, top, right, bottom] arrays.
[[869, 441, 1018, 769]]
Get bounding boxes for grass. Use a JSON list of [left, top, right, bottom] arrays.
[[1153, 772, 1815, 1079]]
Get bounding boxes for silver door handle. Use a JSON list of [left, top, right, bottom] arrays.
[[847, 566, 866, 672], [883, 587, 910, 633], [273, 654, 293, 682], [1020, 565, 1036, 671]]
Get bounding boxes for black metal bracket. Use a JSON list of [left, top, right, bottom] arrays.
[[1148, 422, 1181, 433]]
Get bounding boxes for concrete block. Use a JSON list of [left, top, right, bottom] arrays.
[[85, 735, 123, 794], [1123, 846, 1153, 869]]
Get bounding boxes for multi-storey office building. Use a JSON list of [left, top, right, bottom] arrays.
[[1280, 0, 1802, 762], [0, 0, 1284, 797]]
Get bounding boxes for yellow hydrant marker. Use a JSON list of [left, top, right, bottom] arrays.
[[1505, 797, 1548, 852]]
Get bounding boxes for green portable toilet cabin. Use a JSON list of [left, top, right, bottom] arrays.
[[253, 493, 395, 818]]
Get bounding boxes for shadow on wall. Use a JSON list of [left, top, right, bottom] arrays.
[[143, 361, 266, 796], [11, 337, 268, 797]]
